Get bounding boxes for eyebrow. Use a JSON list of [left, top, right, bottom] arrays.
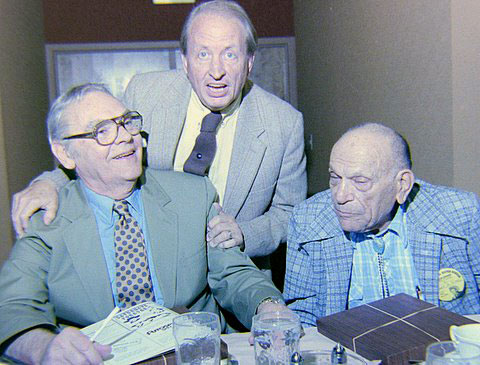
[[85, 109, 130, 130]]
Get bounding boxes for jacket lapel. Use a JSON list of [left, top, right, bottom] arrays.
[[324, 237, 353, 315], [293, 200, 352, 316], [223, 84, 266, 216], [141, 171, 179, 308], [406, 181, 463, 305], [150, 72, 191, 170], [61, 183, 114, 320]]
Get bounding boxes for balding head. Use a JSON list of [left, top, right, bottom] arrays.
[[329, 123, 414, 233], [336, 123, 412, 175]]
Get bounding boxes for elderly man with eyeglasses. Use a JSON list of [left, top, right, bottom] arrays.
[[0, 84, 287, 364]]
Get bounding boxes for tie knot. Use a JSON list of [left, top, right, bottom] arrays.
[[113, 200, 130, 217], [200, 112, 222, 132]]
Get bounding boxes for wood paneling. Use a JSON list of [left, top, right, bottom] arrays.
[[43, 0, 294, 43]]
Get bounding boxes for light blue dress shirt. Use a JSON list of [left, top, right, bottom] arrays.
[[81, 182, 164, 306], [348, 205, 421, 308]]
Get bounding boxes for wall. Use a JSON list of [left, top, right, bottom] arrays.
[[43, 0, 295, 42], [451, 1, 480, 195], [0, 90, 11, 264], [293, 0, 479, 196], [0, 1, 52, 264]]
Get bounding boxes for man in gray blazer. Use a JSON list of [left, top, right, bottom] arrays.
[[0, 84, 287, 364], [12, 0, 307, 273]]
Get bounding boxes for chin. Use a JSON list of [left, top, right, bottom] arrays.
[[203, 96, 232, 111], [339, 221, 366, 233]]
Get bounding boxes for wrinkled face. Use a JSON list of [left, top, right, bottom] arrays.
[[328, 133, 400, 233], [62, 92, 143, 196], [181, 12, 254, 111]]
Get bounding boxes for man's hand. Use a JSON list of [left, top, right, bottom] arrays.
[[249, 302, 304, 345], [207, 203, 244, 249], [249, 301, 296, 345], [5, 327, 111, 365], [11, 179, 59, 237], [41, 327, 111, 365]]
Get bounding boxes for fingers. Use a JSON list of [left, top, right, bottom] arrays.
[[43, 198, 59, 226], [208, 229, 236, 248], [212, 202, 223, 214], [12, 193, 26, 237], [11, 180, 59, 237], [207, 214, 244, 249], [93, 342, 113, 359], [42, 327, 109, 364], [248, 333, 255, 346]]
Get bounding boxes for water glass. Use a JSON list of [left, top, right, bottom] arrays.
[[252, 310, 302, 365], [425, 341, 480, 365], [451, 323, 480, 356], [172, 312, 221, 365]]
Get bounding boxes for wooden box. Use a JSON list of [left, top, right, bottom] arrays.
[[316, 294, 476, 364]]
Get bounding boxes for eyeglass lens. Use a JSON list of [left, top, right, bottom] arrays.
[[96, 113, 142, 145]]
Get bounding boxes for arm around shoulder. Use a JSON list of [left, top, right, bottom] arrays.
[[11, 167, 69, 236]]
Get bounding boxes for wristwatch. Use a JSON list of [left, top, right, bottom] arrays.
[[256, 296, 285, 313]]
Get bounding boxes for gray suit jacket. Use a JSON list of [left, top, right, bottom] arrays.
[[123, 70, 307, 261], [0, 169, 281, 346]]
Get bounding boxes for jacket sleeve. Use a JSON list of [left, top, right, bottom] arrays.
[[283, 208, 321, 327], [240, 111, 307, 257], [203, 179, 282, 329], [0, 229, 57, 347], [32, 168, 70, 191]]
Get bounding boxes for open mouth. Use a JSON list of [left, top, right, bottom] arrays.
[[207, 83, 227, 90], [113, 150, 135, 159]]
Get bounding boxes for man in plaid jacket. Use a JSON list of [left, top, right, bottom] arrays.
[[284, 123, 480, 326]]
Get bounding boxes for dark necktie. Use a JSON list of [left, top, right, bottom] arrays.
[[113, 200, 155, 308], [183, 112, 222, 176]]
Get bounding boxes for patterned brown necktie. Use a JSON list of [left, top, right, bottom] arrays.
[[183, 112, 222, 176], [113, 200, 155, 308]]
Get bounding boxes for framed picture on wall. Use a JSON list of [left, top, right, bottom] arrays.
[[45, 37, 297, 107]]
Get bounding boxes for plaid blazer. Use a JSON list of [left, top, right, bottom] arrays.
[[284, 179, 480, 326]]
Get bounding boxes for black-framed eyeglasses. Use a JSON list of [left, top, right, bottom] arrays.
[[62, 111, 143, 146]]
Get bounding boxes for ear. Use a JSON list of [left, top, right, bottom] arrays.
[[181, 53, 188, 75], [247, 54, 255, 74], [395, 169, 415, 204], [51, 142, 76, 170]]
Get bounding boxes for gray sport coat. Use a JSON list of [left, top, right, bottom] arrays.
[[123, 70, 307, 262]]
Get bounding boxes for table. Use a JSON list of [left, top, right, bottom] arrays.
[[0, 317, 477, 365], [221, 315, 480, 364], [222, 327, 376, 364]]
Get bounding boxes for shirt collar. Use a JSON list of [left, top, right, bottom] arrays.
[[350, 204, 407, 249], [80, 180, 142, 222]]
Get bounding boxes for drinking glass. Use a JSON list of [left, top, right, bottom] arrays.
[[425, 341, 480, 365], [252, 310, 302, 365], [172, 312, 220, 365]]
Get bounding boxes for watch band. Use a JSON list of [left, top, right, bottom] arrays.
[[256, 296, 286, 313]]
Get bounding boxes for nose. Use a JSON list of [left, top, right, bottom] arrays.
[[114, 123, 133, 144], [333, 180, 353, 205], [209, 55, 226, 80]]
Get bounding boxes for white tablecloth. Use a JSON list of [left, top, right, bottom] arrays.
[[221, 315, 480, 364], [221, 327, 376, 364]]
